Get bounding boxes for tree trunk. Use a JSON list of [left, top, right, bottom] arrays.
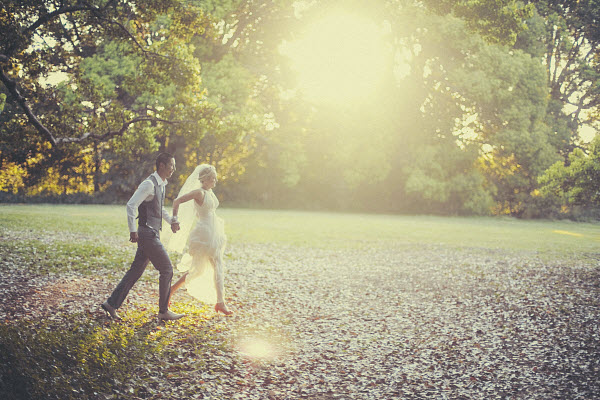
[[93, 141, 101, 193]]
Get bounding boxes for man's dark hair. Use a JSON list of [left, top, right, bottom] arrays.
[[156, 152, 174, 170]]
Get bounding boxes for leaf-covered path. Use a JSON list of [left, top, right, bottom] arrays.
[[2, 241, 599, 399], [222, 244, 600, 399]]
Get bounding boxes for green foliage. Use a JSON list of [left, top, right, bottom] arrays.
[[517, 1, 600, 153], [0, 0, 216, 195], [201, 53, 257, 115], [231, 3, 556, 216], [538, 135, 600, 218], [1, 0, 599, 218], [420, 0, 534, 45], [513, 9, 548, 58], [77, 41, 141, 102], [414, 12, 559, 215], [0, 314, 163, 400], [403, 142, 494, 215], [193, 0, 240, 20]]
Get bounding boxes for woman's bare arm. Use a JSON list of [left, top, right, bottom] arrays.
[[172, 189, 204, 218]]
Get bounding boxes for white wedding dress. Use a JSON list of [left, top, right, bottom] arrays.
[[177, 188, 227, 304]]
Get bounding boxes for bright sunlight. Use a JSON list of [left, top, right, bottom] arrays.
[[281, 11, 389, 105], [237, 336, 278, 360]]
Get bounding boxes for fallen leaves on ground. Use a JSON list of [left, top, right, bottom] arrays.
[[1, 238, 599, 399]]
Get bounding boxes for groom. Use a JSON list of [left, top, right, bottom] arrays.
[[101, 152, 184, 321]]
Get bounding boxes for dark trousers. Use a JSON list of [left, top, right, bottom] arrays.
[[107, 226, 173, 314]]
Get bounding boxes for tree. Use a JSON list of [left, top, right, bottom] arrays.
[[373, 4, 555, 215], [0, 0, 216, 194], [0, 0, 213, 146], [419, 0, 534, 45], [234, 0, 545, 214], [538, 135, 600, 217], [515, 1, 600, 157]]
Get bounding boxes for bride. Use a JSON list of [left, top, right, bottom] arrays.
[[166, 164, 233, 315]]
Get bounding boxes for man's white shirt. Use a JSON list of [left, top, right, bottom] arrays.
[[126, 171, 174, 233]]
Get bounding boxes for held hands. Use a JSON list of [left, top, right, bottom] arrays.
[[171, 216, 181, 233], [130, 232, 138, 243]]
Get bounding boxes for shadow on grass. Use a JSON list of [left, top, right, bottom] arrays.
[[0, 305, 214, 400]]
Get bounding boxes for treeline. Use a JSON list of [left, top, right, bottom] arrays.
[[0, 0, 598, 219]]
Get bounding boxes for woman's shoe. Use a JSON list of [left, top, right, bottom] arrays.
[[215, 302, 233, 316]]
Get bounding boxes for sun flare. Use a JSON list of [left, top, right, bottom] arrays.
[[281, 12, 389, 105], [237, 336, 277, 359]]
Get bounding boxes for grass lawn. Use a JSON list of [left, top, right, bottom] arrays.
[[223, 207, 600, 257], [0, 204, 598, 399], [2, 203, 599, 255]]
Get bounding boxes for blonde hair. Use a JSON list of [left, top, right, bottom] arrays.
[[197, 164, 217, 183]]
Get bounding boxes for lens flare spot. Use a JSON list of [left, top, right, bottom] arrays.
[[238, 337, 277, 359]]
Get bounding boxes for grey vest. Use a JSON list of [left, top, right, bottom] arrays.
[[137, 175, 164, 232]]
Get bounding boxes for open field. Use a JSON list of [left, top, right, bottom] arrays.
[[0, 204, 599, 399], [2, 203, 600, 253]]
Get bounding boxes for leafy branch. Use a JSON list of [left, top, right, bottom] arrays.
[[0, 0, 192, 147]]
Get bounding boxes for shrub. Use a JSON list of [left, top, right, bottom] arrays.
[[0, 315, 161, 400]]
